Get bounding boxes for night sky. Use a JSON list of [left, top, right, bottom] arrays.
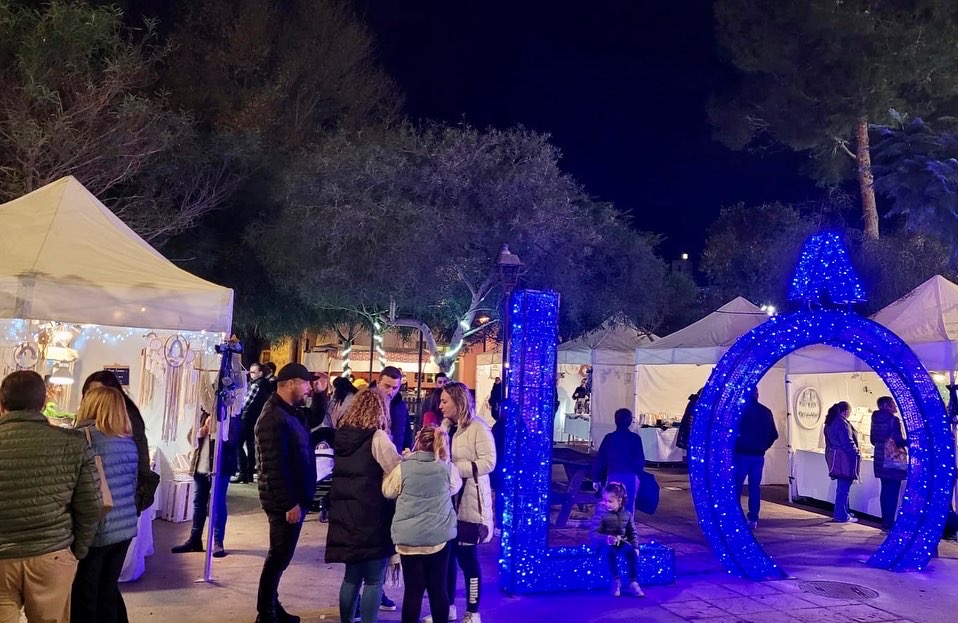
[[359, 0, 822, 259]]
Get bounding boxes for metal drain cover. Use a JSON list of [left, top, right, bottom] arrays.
[[799, 581, 879, 600]]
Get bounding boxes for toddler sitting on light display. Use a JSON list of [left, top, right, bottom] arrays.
[[591, 481, 644, 597]]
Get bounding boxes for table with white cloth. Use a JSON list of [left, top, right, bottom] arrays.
[[563, 414, 591, 442], [638, 427, 685, 463], [793, 449, 882, 518], [119, 503, 155, 582]]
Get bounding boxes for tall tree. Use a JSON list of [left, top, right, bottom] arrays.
[[0, 0, 244, 244], [710, 0, 958, 239], [872, 115, 958, 263], [248, 124, 682, 372], [163, 0, 402, 150]]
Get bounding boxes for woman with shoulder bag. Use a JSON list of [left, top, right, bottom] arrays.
[[824, 401, 861, 524], [426, 382, 495, 623], [71, 387, 140, 623]]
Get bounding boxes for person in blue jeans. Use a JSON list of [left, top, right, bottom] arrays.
[[870, 396, 908, 530], [733, 388, 778, 529], [824, 401, 860, 522]]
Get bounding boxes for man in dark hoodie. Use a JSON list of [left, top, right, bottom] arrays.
[[592, 408, 647, 513], [254, 363, 317, 623], [733, 388, 779, 529]]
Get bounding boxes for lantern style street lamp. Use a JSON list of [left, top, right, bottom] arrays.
[[497, 244, 524, 404]]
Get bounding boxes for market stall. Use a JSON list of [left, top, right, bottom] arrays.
[[0, 176, 233, 579], [556, 318, 656, 445], [786, 275, 958, 510], [634, 297, 789, 478]]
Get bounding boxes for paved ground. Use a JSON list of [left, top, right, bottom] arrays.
[[120, 466, 958, 623]]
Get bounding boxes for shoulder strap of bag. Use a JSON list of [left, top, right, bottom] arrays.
[[471, 461, 484, 521]]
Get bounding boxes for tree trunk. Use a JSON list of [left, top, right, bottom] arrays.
[[855, 116, 879, 240]]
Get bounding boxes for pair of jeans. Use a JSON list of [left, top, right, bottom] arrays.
[[606, 542, 638, 581], [339, 557, 388, 623], [191, 471, 231, 544], [400, 546, 450, 623], [879, 478, 903, 529], [833, 478, 853, 521], [445, 540, 481, 614], [256, 512, 304, 617], [733, 453, 765, 522], [70, 539, 132, 623]]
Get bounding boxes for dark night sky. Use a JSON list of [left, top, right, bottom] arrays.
[[358, 0, 822, 259]]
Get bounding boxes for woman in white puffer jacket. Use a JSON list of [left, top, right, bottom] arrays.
[[430, 382, 495, 623]]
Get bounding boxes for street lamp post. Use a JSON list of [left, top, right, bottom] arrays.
[[497, 244, 524, 406]]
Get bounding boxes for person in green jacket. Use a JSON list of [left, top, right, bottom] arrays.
[[0, 370, 102, 623]]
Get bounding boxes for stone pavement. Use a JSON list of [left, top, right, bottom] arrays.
[[120, 467, 958, 623]]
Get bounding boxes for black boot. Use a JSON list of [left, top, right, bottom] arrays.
[[276, 602, 300, 623], [171, 533, 204, 553]]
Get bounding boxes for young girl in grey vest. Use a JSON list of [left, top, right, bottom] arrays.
[[591, 481, 644, 597], [383, 425, 463, 623]]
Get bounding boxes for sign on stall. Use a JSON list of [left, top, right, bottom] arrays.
[[795, 387, 823, 430]]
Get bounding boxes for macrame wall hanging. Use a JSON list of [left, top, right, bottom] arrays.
[[141, 332, 197, 442]]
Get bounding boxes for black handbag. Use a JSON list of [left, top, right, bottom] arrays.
[[456, 462, 489, 545], [635, 470, 660, 515]]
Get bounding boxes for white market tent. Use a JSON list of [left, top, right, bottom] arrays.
[[787, 275, 958, 511], [634, 297, 789, 482], [0, 175, 234, 460], [0, 176, 233, 332], [556, 318, 656, 444]]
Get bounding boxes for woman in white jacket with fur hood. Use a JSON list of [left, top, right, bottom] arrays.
[[428, 382, 495, 623]]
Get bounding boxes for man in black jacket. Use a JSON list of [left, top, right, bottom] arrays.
[[254, 363, 317, 623], [377, 366, 411, 453], [733, 388, 779, 529]]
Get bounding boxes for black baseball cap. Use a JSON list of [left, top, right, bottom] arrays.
[[275, 363, 318, 383]]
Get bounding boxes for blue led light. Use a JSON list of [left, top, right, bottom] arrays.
[[498, 289, 675, 594], [691, 235, 955, 579], [788, 231, 866, 304]]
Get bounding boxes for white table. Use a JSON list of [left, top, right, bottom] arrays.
[[564, 414, 591, 441], [638, 427, 685, 463], [793, 449, 882, 518]]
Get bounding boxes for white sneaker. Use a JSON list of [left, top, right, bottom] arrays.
[[461, 613, 481, 623], [422, 605, 458, 623]]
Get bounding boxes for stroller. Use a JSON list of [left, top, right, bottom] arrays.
[[312, 428, 335, 522]]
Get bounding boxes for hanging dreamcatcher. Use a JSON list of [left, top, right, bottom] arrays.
[[161, 334, 196, 442]]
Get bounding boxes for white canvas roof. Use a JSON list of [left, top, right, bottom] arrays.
[[557, 318, 656, 365], [635, 296, 768, 365], [0, 177, 233, 333], [783, 275, 958, 374]]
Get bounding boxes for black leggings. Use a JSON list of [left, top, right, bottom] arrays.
[[400, 546, 450, 623], [445, 540, 481, 613]]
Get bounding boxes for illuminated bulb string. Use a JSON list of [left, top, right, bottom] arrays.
[[498, 290, 674, 594], [691, 309, 955, 578]]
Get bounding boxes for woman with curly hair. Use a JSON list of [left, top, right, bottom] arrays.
[[325, 389, 402, 623]]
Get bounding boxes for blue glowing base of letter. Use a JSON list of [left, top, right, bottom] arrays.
[[497, 289, 675, 593]]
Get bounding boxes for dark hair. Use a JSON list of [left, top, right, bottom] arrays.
[[614, 408, 633, 430], [82, 370, 123, 395], [604, 481, 627, 500], [333, 376, 358, 402], [0, 371, 47, 412], [877, 396, 894, 410], [264, 361, 277, 375], [436, 372, 448, 380], [380, 366, 402, 381], [824, 401, 850, 427]]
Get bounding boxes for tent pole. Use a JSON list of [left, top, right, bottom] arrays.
[[785, 358, 795, 504]]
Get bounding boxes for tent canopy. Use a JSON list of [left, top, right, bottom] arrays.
[[787, 275, 958, 374], [0, 177, 233, 333], [635, 297, 768, 365], [558, 318, 656, 364]]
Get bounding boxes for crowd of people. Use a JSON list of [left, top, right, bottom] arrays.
[[0, 350, 925, 623]]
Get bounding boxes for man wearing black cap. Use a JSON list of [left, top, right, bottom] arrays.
[[254, 363, 318, 623]]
